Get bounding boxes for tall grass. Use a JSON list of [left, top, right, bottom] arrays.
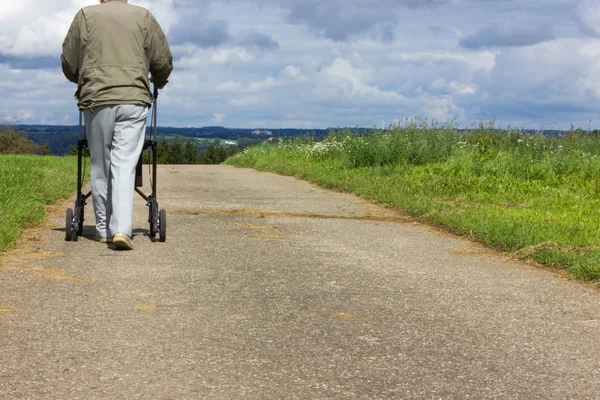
[[0, 155, 78, 253], [227, 120, 600, 281]]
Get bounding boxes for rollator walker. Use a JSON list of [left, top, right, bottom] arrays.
[[65, 86, 167, 242]]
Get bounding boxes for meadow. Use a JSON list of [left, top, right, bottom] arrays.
[[227, 120, 600, 282], [0, 155, 78, 253]]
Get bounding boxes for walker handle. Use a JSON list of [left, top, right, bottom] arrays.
[[152, 85, 158, 141]]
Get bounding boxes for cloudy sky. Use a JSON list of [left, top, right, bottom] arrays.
[[1, 0, 599, 129]]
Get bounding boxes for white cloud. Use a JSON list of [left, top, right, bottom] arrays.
[[431, 78, 477, 95], [389, 51, 496, 74], [248, 76, 281, 92], [2, 108, 35, 124], [422, 95, 465, 122], [176, 45, 259, 68], [282, 65, 304, 79], [210, 47, 255, 64], [231, 95, 263, 107], [1, 8, 77, 57], [212, 113, 226, 123], [133, 0, 178, 33], [321, 58, 404, 101], [216, 81, 242, 92], [0, 0, 176, 58]]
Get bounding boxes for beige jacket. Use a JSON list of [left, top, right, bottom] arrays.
[[61, 0, 173, 110]]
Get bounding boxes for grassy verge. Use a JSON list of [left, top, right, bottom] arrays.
[[0, 155, 78, 254], [226, 121, 600, 282]]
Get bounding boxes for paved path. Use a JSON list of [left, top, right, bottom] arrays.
[[1, 165, 599, 399]]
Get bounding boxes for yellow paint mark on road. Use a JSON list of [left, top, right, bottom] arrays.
[[227, 223, 279, 231], [0, 306, 15, 315], [137, 304, 159, 312], [332, 312, 366, 320], [0, 265, 91, 284], [97, 289, 178, 301], [168, 208, 413, 224]]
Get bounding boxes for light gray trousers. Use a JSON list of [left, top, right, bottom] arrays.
[[84, 104, 148, 238]]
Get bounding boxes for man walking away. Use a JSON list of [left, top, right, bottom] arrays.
[[61, 0, 173, 250]]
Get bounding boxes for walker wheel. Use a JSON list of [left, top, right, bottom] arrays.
[[65, 208, 74, 241], [149, 199, 159, 238], [77, 203, 85, 236], [159, 209, 167, 242]]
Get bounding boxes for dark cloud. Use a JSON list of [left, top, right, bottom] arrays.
[[168, 13, 278, 52], [284, 0, 453, 41], [285, 0, 401, 41], [0, 55, 59, 69], [375, 23, 396, 43], [238, 33, 279, 51], [169, 21, 231, 47], [459, 22, 555, 49], [574, 0, 600, 38]]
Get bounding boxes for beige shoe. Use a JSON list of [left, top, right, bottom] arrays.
[[113, 233, 134, 250], [95, 234, 112, 243]]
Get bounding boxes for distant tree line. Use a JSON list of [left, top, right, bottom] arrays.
[[67, 137, 247, 164], [0, 127, 52, 155], [18, 124, 331, 155], [0, 126, 250, 165], [144, 137, 243, 164]]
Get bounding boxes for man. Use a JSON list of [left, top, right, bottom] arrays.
[[62, 0, 173, 250]]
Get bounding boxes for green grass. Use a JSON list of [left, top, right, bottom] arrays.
[[0, 155, 78, 253], [227, 121, 600, 282]]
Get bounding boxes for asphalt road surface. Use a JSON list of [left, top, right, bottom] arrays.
[[1, 165, 599, 399]]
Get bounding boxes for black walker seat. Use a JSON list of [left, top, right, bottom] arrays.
[[65, 86, 166, 243]]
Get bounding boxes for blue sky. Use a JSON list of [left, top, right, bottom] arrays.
[[0, 0, 599, 129]]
